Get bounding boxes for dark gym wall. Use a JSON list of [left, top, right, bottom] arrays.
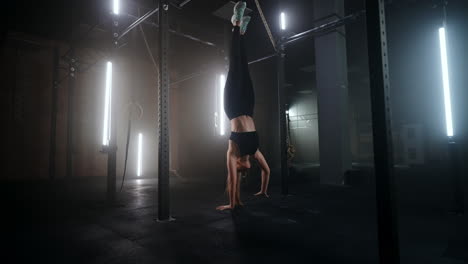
[[288, 89, 320, 165], [0, 31, 161, 180], [1, 35, 55, 180], [175, 73, 225, 180], [1, 35, 106, 180]]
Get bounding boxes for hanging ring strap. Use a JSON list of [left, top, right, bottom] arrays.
[[254, 0, 278, 52]]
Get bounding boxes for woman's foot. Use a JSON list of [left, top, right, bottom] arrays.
[[240, 16, 251, 35], [216, 204, 233, 211], [231, 1, 247, 26], [231, 15, 241, 27], [254, 191, 270, 198]]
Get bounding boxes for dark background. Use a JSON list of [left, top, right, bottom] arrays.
[[1, 1, 468, 263]]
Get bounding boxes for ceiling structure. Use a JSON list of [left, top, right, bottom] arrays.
[[4, 0, 373, 92]]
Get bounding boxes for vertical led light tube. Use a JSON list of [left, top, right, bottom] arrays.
[[438, 27, 454, 137], [137, 133, 143, 177], [280, 12, 287, 31], [113, 0, 120, 15], [219, 74, 226, 136], [102, 61, 113, 146]]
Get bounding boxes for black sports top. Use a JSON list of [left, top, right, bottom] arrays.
[[230, 131, 259, 156]]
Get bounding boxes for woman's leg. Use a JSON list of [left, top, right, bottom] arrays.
[[228, 152, 239, 207], [240, 36, 250, 79], [229, 26, 242, 72], [240, 35, 255, 114], [224, 26, 243, 119]]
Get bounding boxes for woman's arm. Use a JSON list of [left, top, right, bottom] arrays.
[[227, 150, 239, 206], [217, 149, 239, 210], [254, 150, 270, 197]]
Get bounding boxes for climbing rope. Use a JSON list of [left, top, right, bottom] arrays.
[[254, 0, 278, 52], [119, 101, 143, 192], [120, 118, 132, 192]]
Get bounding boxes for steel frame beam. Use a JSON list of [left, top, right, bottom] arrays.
[[177, 0, 193, 8], [275, 0, 289, 196], [441, 3, 465, 215], [106, 13, 120, 203], [169, 0, 193, 9], [49, 47, 60, 180], [365, 0, 400, 263], [124, 13, 217, 47], [449, 138, 464, 213], [157, 0, 172, 222], [249, 7, 361, 194], [138, 9, 363, 64], [284, 10, 365, 45], [171, 52, 278, 85], [269, 10, 364, 196], [66, 48, 76, 179], [277, 41, 289, 196], [119, 7, 159, 40], [248, 53, 277, 65]]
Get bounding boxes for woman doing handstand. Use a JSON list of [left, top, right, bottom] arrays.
[[216, 1, 271, 211]]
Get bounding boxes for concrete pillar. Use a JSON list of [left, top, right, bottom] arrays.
[[314, 0, 351, 185]]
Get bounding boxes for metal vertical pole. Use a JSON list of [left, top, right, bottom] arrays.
[[157, 0, 171, 221], [277, 42, 289, 196], [66, 48, 76, 178], [49, 46, 60, 180], [107, 12, 120, 203], [277, 0, 289, 196], [365, 0, 400, 263], [449, 139, 464, 214], [441, 2, 464, 215]]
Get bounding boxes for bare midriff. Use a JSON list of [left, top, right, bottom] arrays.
[[230, 115, 256, 132]]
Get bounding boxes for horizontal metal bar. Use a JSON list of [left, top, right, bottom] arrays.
[[248, 53, 277, 65], [284, 10, 365, 45], [169, 28, 217, 47], [172, 53, 278, 85], [171, 70, 209, 85], [119, 8, 159, 40], [178, 0, 192, 8], [124, 13, 217, 47], [172, 53, 277, 85], [313, 13, 342, 25]]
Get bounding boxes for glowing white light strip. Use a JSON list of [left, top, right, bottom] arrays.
[[281, 12, 286, 31], [214, 112, 218, 128], [137, 133, 142, 177], [102, 62, 113, 146], [219, 74, 226, 136], [439, 27, 454, 137], [113, 0, 120, 15]]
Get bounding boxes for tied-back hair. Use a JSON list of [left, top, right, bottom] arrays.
[[240, 169, 248, 179]]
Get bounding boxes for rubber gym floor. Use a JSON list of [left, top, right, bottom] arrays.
[[2, 167, 467, 264]]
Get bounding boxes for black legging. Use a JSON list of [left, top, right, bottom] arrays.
[[224, 26, 255, 120]]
